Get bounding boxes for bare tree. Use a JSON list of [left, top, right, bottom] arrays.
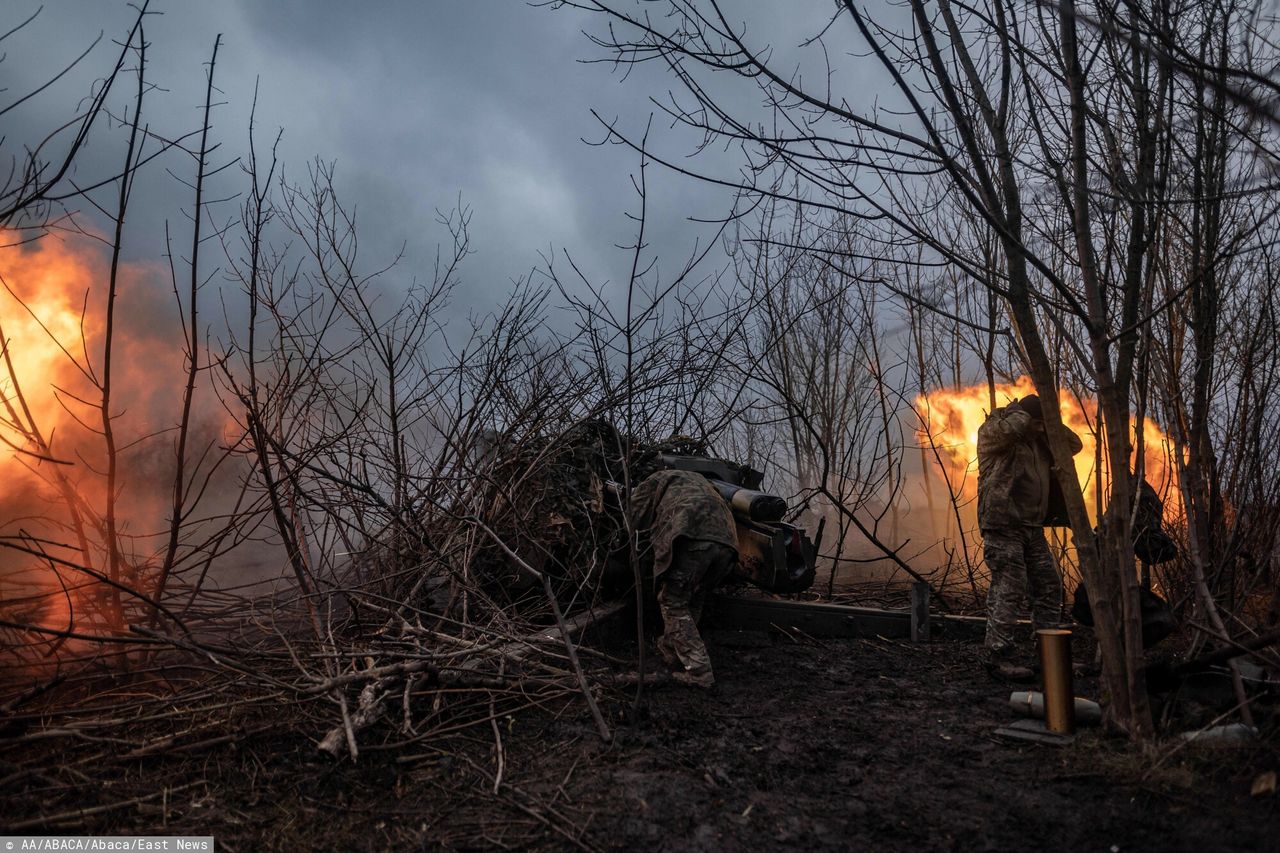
[[725, 204, 925, 599], [0, 24, 246, 670], [563, 0, 1280, 736]]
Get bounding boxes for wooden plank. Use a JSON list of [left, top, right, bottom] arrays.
[[704, 593, 990, 640], [993, 718, 1076, 746], [705, 594, 911, 638]]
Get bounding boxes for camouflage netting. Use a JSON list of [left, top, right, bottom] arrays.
[[467, 419, 631, 602], [460, 427, 733, 603], [343, 423, 734, 621]]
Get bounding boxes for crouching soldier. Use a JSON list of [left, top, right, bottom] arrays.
[[977, 394, 1083, 680], [630, 469, 738, 688]]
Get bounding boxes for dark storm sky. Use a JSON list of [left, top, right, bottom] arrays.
[[4, 1, 882, 316]]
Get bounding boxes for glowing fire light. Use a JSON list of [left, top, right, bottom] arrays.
[[0, 238, 102, 458], [1, 233, 192, 655], [915, 377, 1180, 524], [0, 237, 106, 652]]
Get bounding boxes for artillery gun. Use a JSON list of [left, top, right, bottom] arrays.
[[615, 452, 818, 595], [469, 421, 817, 598]]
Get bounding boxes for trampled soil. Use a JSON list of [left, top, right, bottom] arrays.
[[4, 626, 1277, 851]]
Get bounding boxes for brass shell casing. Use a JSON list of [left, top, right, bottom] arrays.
[[1037, 629, 1075, 734]]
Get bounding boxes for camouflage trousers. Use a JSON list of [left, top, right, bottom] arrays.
[[982, 526, 1064, 653], [657, 540, 736, 685]]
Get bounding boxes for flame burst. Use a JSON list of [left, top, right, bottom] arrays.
[[0, 237, 100, 653], [1, 233, 190, 656], [916, 377, 1180, 524], [0, 239, 101, 461]]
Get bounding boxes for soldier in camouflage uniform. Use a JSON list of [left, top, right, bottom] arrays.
[[977, 394, 1083, 680], [630, 469, 738, 688]]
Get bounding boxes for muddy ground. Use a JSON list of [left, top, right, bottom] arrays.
[[3, 624, 1278, 851]]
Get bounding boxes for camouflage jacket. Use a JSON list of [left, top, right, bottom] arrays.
[[629, 469, 738, 579], [976, 406, 1083, 530]]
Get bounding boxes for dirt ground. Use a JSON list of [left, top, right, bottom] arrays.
[[4, 621, 1277, 851]]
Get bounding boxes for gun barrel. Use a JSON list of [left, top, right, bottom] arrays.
[[709, 478, 788, 522], [609, 476, 787, 522]]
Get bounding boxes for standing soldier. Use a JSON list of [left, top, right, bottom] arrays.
[[977, 394, 1083, 680], [630, 469, 739, 688]]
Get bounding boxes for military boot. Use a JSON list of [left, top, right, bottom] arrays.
[[656, 634, 681, 669], [983, 646, 1035, 682], [657, 635, 715, 687]]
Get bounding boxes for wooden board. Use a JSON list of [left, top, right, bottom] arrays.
[[993, 718, 1076, 746], [704, 593, 988, 640]]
